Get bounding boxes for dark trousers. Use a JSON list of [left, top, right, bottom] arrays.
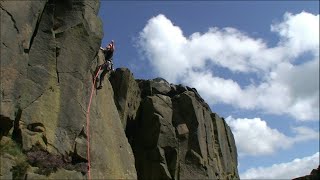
[[98, 60, 112, 86]]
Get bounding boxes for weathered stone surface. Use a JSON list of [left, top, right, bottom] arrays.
[[0, 115, 13, 140], [50, 168, 85, 179], [87, 78, 137, 179], [1, 0, 239, 179], [1, 0, 137, 179], [1, 0, 47, 121], [110, 69, 239, 179], [172, 91, 210, 179], [0, 137, 29, 179], [176, 123, 189, 138], [168, 84, 188, 97], [74, 127, 87, 161], [293, 165, 320, 180], [0, 153, 16, 179], [137, 77, 172, 97], [211, 113, 239, 179], [151, 78, 172, 95], [137, 94, 177, 148], [109, 68, 141, 129], [25, 172, 47, 180], [26, 168, 85, 180], [134, 94, 178, 179], [225, 119, 238, 169]]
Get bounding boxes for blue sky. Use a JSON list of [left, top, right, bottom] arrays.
[[98, 1, 319, 179]]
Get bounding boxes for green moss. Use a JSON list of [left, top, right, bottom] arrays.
[[0, 139, 29, 179], [12, 162, 29, 180], [1, 139, 21, 157]]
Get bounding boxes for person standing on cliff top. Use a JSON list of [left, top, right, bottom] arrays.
[[97, 40, 115, 89]]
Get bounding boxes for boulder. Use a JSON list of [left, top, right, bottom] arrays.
[[137, 77, 172, 97], [176, 123, 189, 138], [151, 77, 172, 95], [110, 69, 239, 180]]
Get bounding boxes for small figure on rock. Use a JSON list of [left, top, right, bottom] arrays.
[[96, 40, 115, 89]]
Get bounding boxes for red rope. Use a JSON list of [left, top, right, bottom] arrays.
[[86, 66, 101, 180]]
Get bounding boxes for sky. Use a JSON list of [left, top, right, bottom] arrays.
[[98, 1, 319, 179]]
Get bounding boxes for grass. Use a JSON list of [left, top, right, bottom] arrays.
[[0, 138, 29, 179]]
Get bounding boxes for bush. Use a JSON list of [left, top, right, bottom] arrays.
[[26, 149, 88, 175], [27, 150, 65, 175]]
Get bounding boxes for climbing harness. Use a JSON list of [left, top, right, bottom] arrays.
[[86, 65, 101, 180], [100, 59, 113, 71]]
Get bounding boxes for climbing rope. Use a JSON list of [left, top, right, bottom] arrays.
[[86, 65, 101, 180]]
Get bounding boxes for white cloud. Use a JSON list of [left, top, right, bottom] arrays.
[[271, 11, 319, 56], [138, 14, 188, 82], [291, 126, 320, 143], [138, 12, 319, 121], [240, 152, 320, 179], [225, 116, 319, 156], [269, 59, 320, 120]]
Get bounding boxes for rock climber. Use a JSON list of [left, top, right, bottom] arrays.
[[96, 40, 115, 89]]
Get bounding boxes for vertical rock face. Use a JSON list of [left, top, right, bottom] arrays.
[[110, 69, 239, 179], [109, 68, 141, 130], [1, 1, 238, 179], [293, 166, 320, 180], [1, 0, 136, 179]]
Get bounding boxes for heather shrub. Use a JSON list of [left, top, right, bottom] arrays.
[[27, 150, 65, 175], [26, 148, 88, 175]]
